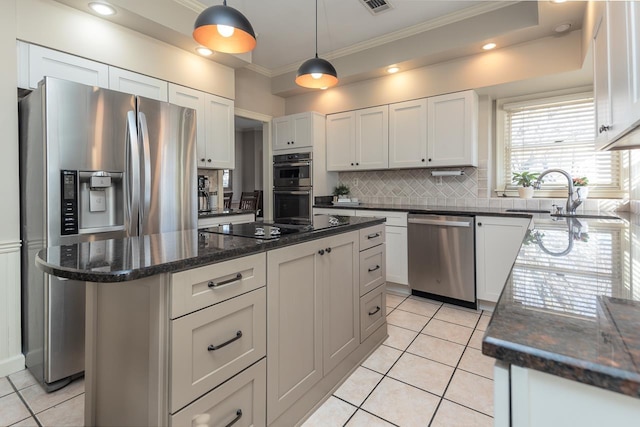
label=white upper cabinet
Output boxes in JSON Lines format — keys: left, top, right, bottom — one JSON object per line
{"left": 628, "top": 2, "right": 640, "bottom": 129}
{"left": 18, "top": 42, "right": 109, "bottom": 89}
{"left": 389, "top": 99, "right": 428, "bottom": 169}
{"left": 326, "top": 106, "right": 388, "bottom": 171}
{"left": 109, "top": 67, "right": 168, "bottom": 101}
{"left": 169, "top": 83, "right": 235, "bottom": 170}
{"left": 427, "top": 90, "right": 478, "bottom": 167}
{"left": 273, "top": 112, "right": 313, "bottom": 151}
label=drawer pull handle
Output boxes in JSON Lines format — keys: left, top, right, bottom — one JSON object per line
{"left": 208, "top": 273, "right": 243, "bottom": 288}
{"left": 368, "top": 265, "right": 380, "bottom": 272}
{"left": 367, "top": 233, "right": 380, "bottom": 239}
{"left": 208, "top": 330, "right": 242, "bottom": 351}
{"left": 225, "top": 409, "right": 243, "bottom": 427}
{"left": 368, "top": 306, "right": 381, "bottom": 316}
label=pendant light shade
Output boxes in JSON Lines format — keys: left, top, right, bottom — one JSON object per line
{"left": 296, "top": 0, "right": 338, "bottom": 89}
{"left": 193, "top": 0, "right": 256, "bottom": 54}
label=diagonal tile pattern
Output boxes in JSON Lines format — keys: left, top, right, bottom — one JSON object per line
{"left": 0, "top": 292, "right": 495, "bottom": 427}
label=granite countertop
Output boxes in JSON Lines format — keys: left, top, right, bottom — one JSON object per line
{"left": 197, "top": 208, "right": 255, "bottom": 218}
{"left": 482, "top": 214, "right": 640, "bottom": 398}
{"left": 36, "top": 216, "right": 384, "bottom": 283}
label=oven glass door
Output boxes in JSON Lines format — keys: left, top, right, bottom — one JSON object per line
{"left": 273, "top": 189, "right": 312, "bottom": 225}
{"left": 273, "top": 162, "right": 312, "bottom": 188}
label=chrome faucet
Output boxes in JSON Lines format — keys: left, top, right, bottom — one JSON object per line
{"left": 533, "top": 168, "right": 583, "bottom": 214}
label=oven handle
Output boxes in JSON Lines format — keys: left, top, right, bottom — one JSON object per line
{"left": 274, "top": 161, "right": 311, "bottom": 168}
{"left": 274, "top": 190, "right": 312, "bottom": 195}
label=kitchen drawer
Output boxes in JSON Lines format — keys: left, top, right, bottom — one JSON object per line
{"left": 171, "top": 288, "right": 266, "bottom": 413}
{"left": 171, "top": 359, "right": 266, "bottom": 426}
{"left": 359, "top": 224, "right": 385, "bottom": 251}
{"left": 355, "top": 210, "right": 407, "bottom": 227}
{"left": 171, "top": 253, "right": 266, "bottom": 319}
{"left": 360, "top": 284, "right": 386, "bottom": 343}
{"left": 359, "top": 244, "right": 386, "bottom": 296}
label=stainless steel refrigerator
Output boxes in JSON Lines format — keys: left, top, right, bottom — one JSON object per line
{"left": 19, "top": 77, "right": 197, "bottom": 391}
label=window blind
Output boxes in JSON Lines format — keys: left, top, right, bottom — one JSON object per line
{"left": 502, "top": 94, "right": 622, "bottom": 194}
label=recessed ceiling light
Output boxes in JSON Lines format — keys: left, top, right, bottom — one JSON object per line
{"left": 482, "top": 43, "right": 497, "bottom": 50}
{"left": 88, "top": 2, "right": 116, "bottom": 16}
{"left": 196, "top": 47, "right": 213, "bottom": 56}
{"left": 554, "top": 23, "right": 572, "bottom": 33}
{"left": 387, "top": 66, "right": 400, "bottom": 74}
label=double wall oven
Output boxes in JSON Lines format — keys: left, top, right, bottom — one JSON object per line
{"left": 273, "top": 152, "right": 313, "bottom": 224}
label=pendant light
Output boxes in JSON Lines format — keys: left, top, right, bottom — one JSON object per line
{"left": 193, "top": 0, "right": 256, "bottom": 54}
{"left": 295, "top": 0, "right": 338, "bottom": 89}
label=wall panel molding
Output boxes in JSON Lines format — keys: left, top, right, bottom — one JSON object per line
{"left": 0, "top": 241, "right": 24, "bottom": 377}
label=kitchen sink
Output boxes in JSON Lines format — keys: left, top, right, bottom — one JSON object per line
{"left": 551, "top": 213, "right": 623, "bottom": 220}
{"left": 505, "top": 209, "right": 550, "bottom": 213}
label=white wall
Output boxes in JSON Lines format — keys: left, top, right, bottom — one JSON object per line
{"left": 235, "top": 68, "right": 285, "bottom": 118}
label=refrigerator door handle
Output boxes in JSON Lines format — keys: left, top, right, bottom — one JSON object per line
{"left": 138, "top": 112, "right": 152, "bottom": 230}
{"left": 126, "top": 110, "right": 140, "bottom": 236}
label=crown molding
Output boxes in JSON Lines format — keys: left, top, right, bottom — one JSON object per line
{"left": 245, "top": 63, "right": 273, "bottom": 78}
{"left": 172, "top": 0, "right": 205, "bottom": 14}
{"left": 271, "top": 1, "right": 519, "bottom": 76}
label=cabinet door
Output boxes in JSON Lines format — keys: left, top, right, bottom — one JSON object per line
{"left": 355, "top": 106, "right": 389, "bottom": 170}
{"left": 323, "top": 232, "right": 359, "bottom": 374}
{"left": 607, "top": 1, "right": 631, "bottom": 144}
{"left": 291, "top": 113, "right": 313, "bottom": 149}
{"left": 108, "top": 67, "right": 168, "bottom": 101}
{"left": 205, "top": 94, "right": 235, "bottom": 169}
{"left": 326, "top": 111, "right": 356, "bottom": 171}
{"left": 26, "top": 43, "right": 109, "bottom": 89}
{"left": 266, "top": 239, "right": 323, "bottom": 424}
{"left": 427, "top": 91, "right": 478, "bottom": 167}
{"left": 476, "top": 216, "right": 530, "bottom": 303}
{"left": 168, "top": 84, "right": 207, "bottom": 168}
{"left": 386, "top": 225, "right": 408, "bottom": 286}
{"left": 389, "top": 99, "right": 428, "bottom": 169}
{"left": 273, "top": 116, "right": 292, "bottom": 151}
{"left": 628, "top": 2, "right": 640, "bottom": 128}
{"left": 593, "top": 13, "right": 612, "bottom": 149}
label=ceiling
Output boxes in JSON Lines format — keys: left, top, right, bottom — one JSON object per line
{"left": 53, "top": 0, "right": 588, "bottom": 96}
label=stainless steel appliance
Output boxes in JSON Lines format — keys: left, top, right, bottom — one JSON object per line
{"left": 273, "top": 152, "right": 313, "bottom": 224}
{"left": 19, "top": 77, "right": 197, "bottom": 391}
{"left": 198, "top": 175, "right": 210, "bottom": 211}
{"left": 408, "top": 214, "right": 476, "bottom": 309}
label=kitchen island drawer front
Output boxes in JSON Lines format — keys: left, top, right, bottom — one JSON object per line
{"left": 171, "top": 253, "right": 266, "bottom": 318}
{"left": 359, "top": 225, "right": 385, "bottom": 251}
{"left": 171, "top": 359, "right": 266, "bottom": 426}
{"left": 171, "top": 288, "right": 266, "bottom": 413}
{"left": 360, "top": 285, "right": 386, "bottom": 342}
{"left": 359, "top": 244, "right": 386, "bottom": 296}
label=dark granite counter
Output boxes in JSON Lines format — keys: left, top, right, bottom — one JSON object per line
{"left": 482, "top": 214, "right": 640, "bottom": 398}
{"left": 197, "top": 208, "right": 255, "bottom": 219}
{"left": 36, "top": 216, "right": 384, "bottom": 283}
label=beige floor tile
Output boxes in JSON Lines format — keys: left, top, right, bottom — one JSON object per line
{"left": 362, "top": 377, "right": 439, "bottom": 427}
{"left": 0, "top": 377, "right": 13, "bottom": 397}
{"left": 0, "top": 393, "right": 31, "bottom": 426}
{"left": 9, "top": 370, "right": 38, "bottom": 391}
{"left": 388, "top": 352, "right": 454, "bottom": 396}
{"left": 301, "top": 396, "right": 356, "bottom": 427}
{"left": 345, "top": 410, "right": 395, "bottom": 426}
{"left": 476, "top": 314, "right": 492, "bottom": 331}
{"left": 468, "top": 329, "right": 485, "bottom": 350}
{"left": 36, "top": 394, "right": 84, "bottom": 427}
{"left": 444, "top": 370, "right": 494, "bottom": 416}
{"left": 397, "top": 298, "right": 440, "bottom": 317}
{"left": 361, "top": 345, "right": 403, "bottom": 374}
{"left": 10, "top": 416, "right": 39, "bottom": 426}
{"left": 423, "top": 318, "right": 473, "bottom": 345}
{"left": 19, "top": 378, "right": 84, "bottom": 414}
{"left": 385, "top": 294, "right": 406, "bottom": 309}
{"left": 383, "top": 325, "right": 419, "bottom": 351}
{"left": 407, "top": 334, "right": 465, "bottom": 367}
{"left": 334, "top": 366, "right": 383, "bottom": 406}
{"left": 458, "top": 348, "right": 495, "bottom": 380}
{"left": 434, "top": 306, "right": 480, "bottom": 328}
{"left": 431, "top": 399, "right": 493, "bottom": 427}
{"left": 386, "top": 310, "right": 430, "bottom": 332}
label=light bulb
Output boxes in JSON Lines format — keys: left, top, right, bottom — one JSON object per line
{"left": 196, "top": 47, "right": 213, "bottom": 56}
{"left": 482, "top": 42, "right": 497, "bottom": 50}
{"left": 387, "top": 66, "right": 400, "bottom": 74}
{"left": 311, "top": 73, "right": 323, "bottom": 80}
{"left": 217, "top": 25, "right": 235, "bottom": 38}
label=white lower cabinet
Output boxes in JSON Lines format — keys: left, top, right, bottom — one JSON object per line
{"left": 475, "top": 216, "right": 530, "bottom": 303}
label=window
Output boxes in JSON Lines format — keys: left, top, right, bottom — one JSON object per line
{"left": 497, "top": 91, "right": 625, "bottom": 198}
{"left": 222, "top": 169, "right": 232, "bottom": 189}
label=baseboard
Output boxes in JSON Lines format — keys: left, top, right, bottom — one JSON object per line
{"left": 0, "top": 354, "right": 25, "bottom": 377}
{"left": 385, "top": 281, "right": 410, "bottom": 296}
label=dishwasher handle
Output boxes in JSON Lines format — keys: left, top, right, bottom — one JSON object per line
{"left": 408, "top": 217, "right": 472, "bottom": 227}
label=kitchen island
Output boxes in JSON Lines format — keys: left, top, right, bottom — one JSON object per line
{"left": 482, "top": 213, "right": 640, "bottom": 426}
{"left": 36, "top": 215, "right": 388, "bottom": 427}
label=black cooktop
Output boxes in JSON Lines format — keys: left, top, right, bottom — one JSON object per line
{"left": 201, "top": 216, "right": 349, "bottom": 240}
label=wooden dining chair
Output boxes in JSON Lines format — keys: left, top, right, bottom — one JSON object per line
{"left": 223, "top": 191, "right": 233, "bottom": 209}
{"left": 239, "top": 191, "right": 259, "bottom": 212}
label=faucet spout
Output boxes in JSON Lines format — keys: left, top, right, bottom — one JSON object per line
{"left": 534, "top": 169, "right": 581, "bottom": 214}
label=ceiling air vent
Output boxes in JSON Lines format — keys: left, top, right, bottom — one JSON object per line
{"left": 359, "top": 0, "right": 393, "bottom": 15}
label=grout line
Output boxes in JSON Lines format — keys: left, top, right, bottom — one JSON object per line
{"left": 7, "top": 377, "right": 43, "bottom": 427}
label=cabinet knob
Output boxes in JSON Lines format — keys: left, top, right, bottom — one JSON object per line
{"left": 318, "top": 249, "right": 325, "bottom": 255}
{"left": 356, "top": 162, "right": 359, "bottom": 166}
{"left": 200, "top": 158, "right": 205, "bottom": 162}
{"left": 599, "top": 125, "right": 611, "bottom": 134}
{"left": 207, "top": 159, "right": 212, "bottom": 163}
{"left": 291, "top": 141, "right": 295, "bottom": 144}
{"left": 428, "top": 158, "right": 432, "bottom": 162}
{"left": 351, "top": 163, "right": 354, "bottom": 166}
{"left": 326, "top": 247, "right": 331, "bottom": 253}
{"left": 477, "top": 222, "right": 482, "bottom": 227}
{"left": 421, "top": 159, "right": 425, "bottom": 162}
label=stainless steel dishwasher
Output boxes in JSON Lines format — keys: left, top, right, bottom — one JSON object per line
{"left": 408, "top": 214, "right": 476, "bottom": 309}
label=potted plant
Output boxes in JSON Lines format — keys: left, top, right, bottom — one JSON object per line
{"left": 572, "top": 176, "right": 589, "bottom": 200}
{"left": 332, "top": 183, "right": 350, "bottom": 202}
{"left": 512, "top": 171, "right": 540, "bottom": 199}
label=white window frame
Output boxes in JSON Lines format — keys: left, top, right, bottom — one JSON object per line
{"left": 495, "top": 88, "right": 628, "bottom": 199}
